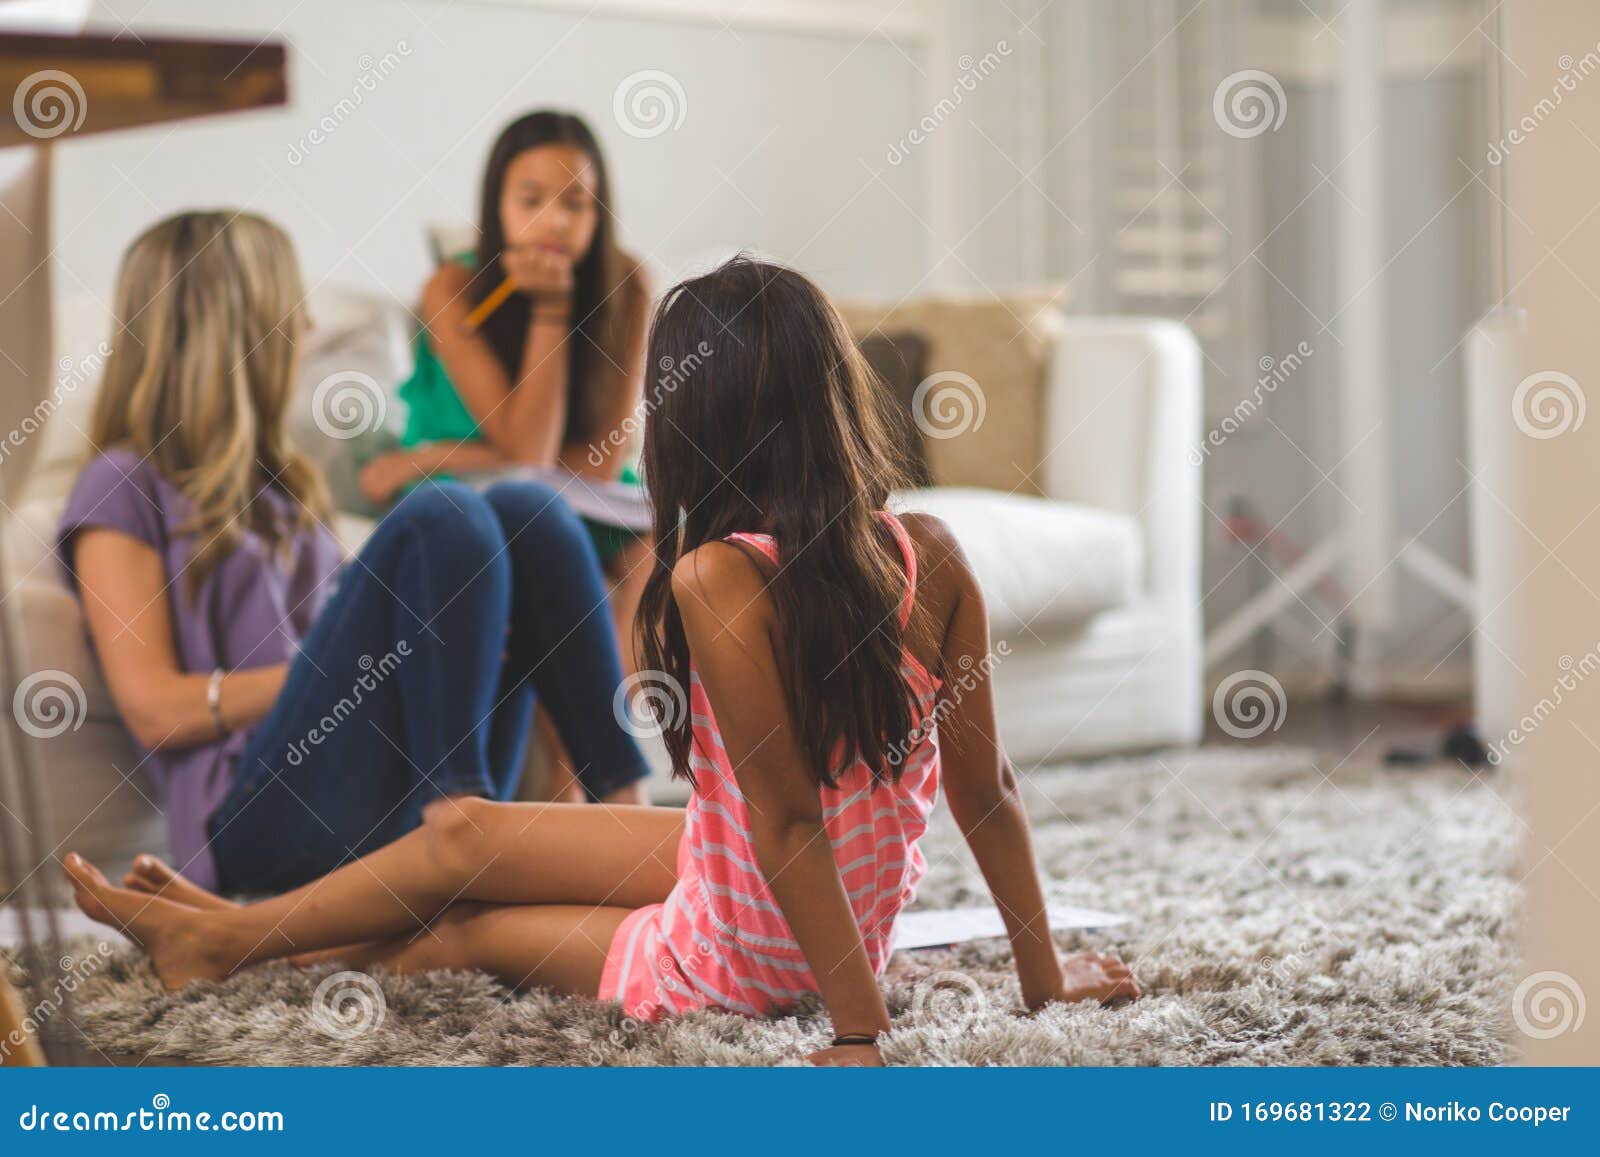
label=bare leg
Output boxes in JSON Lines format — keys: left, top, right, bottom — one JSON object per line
{"left": 65, "top": 797, "right": 682, "bottom": 989}
{"left": 536, "top": 696, "right": 648, "bottom": 807}
{"left": 605, "top": 538, "right": 652, "bottom": 680}
{"left": 517, "top": 539, "right": 656, "bottom": 809}
{"left": 600, "top": 782, "right": 647, "bottom": 805}
{"left": 534, "top": 708, "right": 584, "bottom": 804}
{"left": 0, "top": 972, "right": 45, "bottom": 1066}
{"left": 291, "top": 901, "right": 634, "bottom": 996}
{"left": 115, "top": 851, "right": 1127, "bottom": 1006}
{"left": 594, "top": 539, "right": 655, "bottom": 806}
{"left": 119, "top": 857, "right": 405, "bottom": 968}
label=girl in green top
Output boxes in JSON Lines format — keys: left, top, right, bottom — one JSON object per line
{"left": 360, "top": 110, "right": 653, "bottom": 801}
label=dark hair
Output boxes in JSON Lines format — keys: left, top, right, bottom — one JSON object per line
{"left": 470, "top": 110, "right": 627, "bottom": 442}
{"left": 637, "top": 256, "right": 918, "bottom": 790}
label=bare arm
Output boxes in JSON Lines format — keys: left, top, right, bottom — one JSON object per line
{"left": 357, "top": 439, "right": 520, "bottom": 506}
{"left": 929, "top": 528, "right": 1070, "bottom": 1010}
{"left": 558, "top": 266, "right": 651, "bottom": 481}
{"left": 419, "top": 262, "right": 568, "bottom": 463}
{"left": 672, "top": 545, "right": 892, "bottom": 1056}
{"left": 70, "top": 529, "right": 285, "bottom": 751}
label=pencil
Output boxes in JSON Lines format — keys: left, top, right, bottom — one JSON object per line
{"left": 462, "top": 275, "right": 517, "bottom": 333}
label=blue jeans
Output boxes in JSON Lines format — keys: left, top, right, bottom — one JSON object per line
{"left": 207, "top": 480, "right": 649, "bottom": 894}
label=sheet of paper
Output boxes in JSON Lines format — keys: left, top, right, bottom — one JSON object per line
{"left": 891, "top": 904, "right": 1129, "bottom": 951}
{"left": 457, "top": 466, "right": 653, "bottom": 531}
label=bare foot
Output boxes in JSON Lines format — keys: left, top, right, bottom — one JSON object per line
{"left": 64, "top": 853, "right": 235, "bottom": 990}
{"left": 1057, "top": 951, "right": 1141, "bottom": 1005}
{"left": 122, "top": 855, "right": 236, "bottom": 911}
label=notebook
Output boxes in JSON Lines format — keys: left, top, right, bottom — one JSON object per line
{"left": 455, "top": 466, "right": 652, "bottom": 531}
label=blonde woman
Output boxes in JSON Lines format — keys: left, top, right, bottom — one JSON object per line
{"left": 57, "top": 210, "right": 650, "bottom": 897}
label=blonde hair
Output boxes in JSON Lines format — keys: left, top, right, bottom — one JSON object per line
{"left": 89, "top": 210, "right": 332, "bottom": 599}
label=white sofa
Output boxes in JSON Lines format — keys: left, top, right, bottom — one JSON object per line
{"left": 902, "top": 316, "right": 1203, "bottom": 763}
{"left": 0, "top": 287, "right": 1203, "bottom": 875}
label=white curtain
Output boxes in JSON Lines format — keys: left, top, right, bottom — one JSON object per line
{"left": 924, "top": 0, "right": 1491, "bottom": 690}
{"left": 932, "top": 0, "right": 1263, "bottom": 416}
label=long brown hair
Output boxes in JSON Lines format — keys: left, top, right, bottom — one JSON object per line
{"left": 469, "top": 110, "right": 627, "bottom": 442}
{"left": 637, "top": 256, "right": 917, "bottom": 789}
{"left": 88, "top": 210, "right": 331, "bottom": 599}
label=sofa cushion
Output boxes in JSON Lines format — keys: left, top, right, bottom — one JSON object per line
{"left": 891, "top": 487, "right": 1142, "bottom": 636}
{"left": 285, "top": 287, "right": 414, "bottom": 518}
{"left": 837, "top": 289, "right": 1069, "bottom": 497}
{"left": 1, "top": 498, "right": 112, "bottom": 711}
{"left": 859, "top": 331, "right": 933, "bottom": 487}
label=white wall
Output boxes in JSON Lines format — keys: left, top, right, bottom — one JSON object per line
{"left": 35, "top": 0, "right": 1494, "bottom": 699}
{"left": 49, "top": 0, "right": 928, "bottom": 314}
{"left": 931, "top": 0, "right": 1489, "bottom": 695}
{"left": 1496, "top": 0, "right": 1600, "bottom": 1066}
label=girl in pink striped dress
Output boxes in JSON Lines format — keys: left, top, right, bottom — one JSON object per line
{"left": 66, "top": 256, "right": 1138, "bottom": 1066}
{"left": 599, "top": 515, "right": 943, "bottom": 1021}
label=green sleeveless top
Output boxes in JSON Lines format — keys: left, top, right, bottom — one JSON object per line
{"left": 396, "top": 264, "right": 641, "bottom": 562}
{"left": 399, "top": 327, "right": 484, "bottom": 447}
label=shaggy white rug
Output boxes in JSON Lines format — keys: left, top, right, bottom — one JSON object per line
{"left": 6, "top": 747, "right": 1521, "bottom": 1066}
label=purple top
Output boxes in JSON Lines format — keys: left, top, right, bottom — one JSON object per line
{"left": 57, "top": 448, "right": 344, "bottom": 889}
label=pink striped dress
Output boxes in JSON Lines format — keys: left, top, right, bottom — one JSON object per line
{"left": 599, "top": 514, "right": 943, "bottom": 1021}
